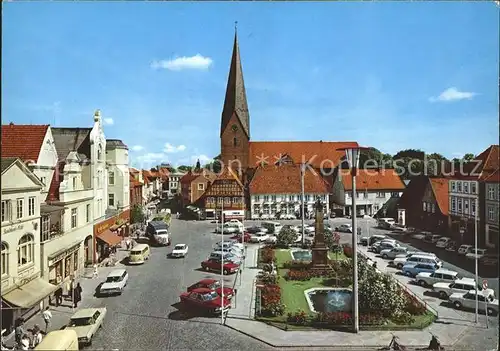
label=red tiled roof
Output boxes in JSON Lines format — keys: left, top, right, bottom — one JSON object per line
{"left": 248, "top": 141, "right": 359, "bottom": 168}
{"left": 483, "top": 168, "right": 500, "bottom": 183}
{"left": 249, "top": 164, "right": 330, "bottom": 194}
{"left": 342, "top": 169, "right": 406, "bottom": 191}
{"left": 451, "top": 145, "right": 499, "bottom": 180}
{"left": 180, "top": 170, "right": 198, "bottom": 184}
{"left": 129, "top": 174, "right": 142, "bottom": 187}
{"left": 216, "top": 166, "right": 243, "bottom": 187}
{"left": 429, "top": 178, "right": 449, "bottom": 216}
{"left": 130, "top": 167, "right": 139, "bottom": 174}
{"left": 1, "top": 124, "right": 49, "bottom": 162}
{"left": 46, "top": 171, "right": 61, "bottom": 202}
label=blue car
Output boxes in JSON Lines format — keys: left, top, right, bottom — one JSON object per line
{"left": 402, "top": 263, "right": 438, "bottom": 277}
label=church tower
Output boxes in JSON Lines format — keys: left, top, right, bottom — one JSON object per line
{"left": 220, "top": 27, "right": 250, "bottom": 176}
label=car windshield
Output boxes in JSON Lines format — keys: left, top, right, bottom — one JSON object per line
{"left": 69, "top": 317, "right": 92, "bottom": 327}
{"left": 201, "top": 291, "right": 218, "bottom": 301}
{"left": 106, "top": 276, "right": 122, "bottom": 283}
{"left": 209, "top": 281, "right": 221, "bottom": 289}
{"left": 174, "top": 245, "right": 185, "bottom": 250}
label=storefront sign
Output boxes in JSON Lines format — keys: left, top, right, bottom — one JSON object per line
{"left": 93, "top": 209, "right": 130, "bottom": 236}
{"left": 3, "top": 224, "right": 23, "bottom": 235}
{"left": 48, "top": 243, "right": 80, "bottom": 266}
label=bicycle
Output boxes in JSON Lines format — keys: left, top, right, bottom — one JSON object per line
{"left": 379, "top": 334, "right": 407, "bottom": 351}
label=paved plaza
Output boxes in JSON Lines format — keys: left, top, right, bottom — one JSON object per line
{"left": 6, "top": 218, "right": 498, "bottom": 350}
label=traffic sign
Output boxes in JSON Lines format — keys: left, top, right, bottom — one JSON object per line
{"left": 482, "top": 279, "right": 488, "bottom": 289}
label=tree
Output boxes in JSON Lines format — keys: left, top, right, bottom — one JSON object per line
{"left": 131, "top": 205, "right": 145, "bottom": 224}
{"left": 195, "top": 159, "right": 201, "bottom": 170}
{"left": 177, "top": 165, "right": 192, "bottom": 172}
{"left": 276, "top": 226, "right": 297, "bottom": 248}
{"left": 463, "top": 153, "right": 475, "bottom": 161}
{"left": 204, "top": 159, "right": 222, "bottom": 173}
{"left": 359, "top": 271, "right": 407, "bottom": 317}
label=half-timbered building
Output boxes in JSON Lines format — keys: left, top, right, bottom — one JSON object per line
{"left": 202, "top": 167, "right": 245, "bottom": 220}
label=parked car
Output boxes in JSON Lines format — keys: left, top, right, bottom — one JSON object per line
{"left": 432, "top": 278, "right": 495, "bottom": 299}
{"left": 171, "top": 244, "right": 188, "bottom": 258}
{"left": 435, "top": 237, "right": 452, "bottom": 248}
{"left": 391, "top": 223, "right": 408, "bottom": 232}
{"left": 402, "top": 263, "right": 438, "bottom": 277}
{"left": 65, "top": 307, "right": 107, "bottom": 346}
{"left": 280, "top": 214, "right": 296, "bottom": 220}
{"left": 230, "top": 233, "right": 252, "bottom": 242}
{"left": 99, "top": 269, "right": 128, "bottom": 296}
{"left": 415, "top": 268, "right": 460, "bottom": 287}
{"left": 298, "top": 225, "right": 315, "bottom": 234}
{"left": 392, "top": 253, "right": 441, "bottom": 270}
{"left": 377, "top": 218, "right": 395, "bottom": 229}
{"left": 480, "top": 254, "right": 499, "bottom": 267}
{"left": 245, "top": 226, "right": 268, "bottom": 234}
{"left": 209, "top": 251, "right": 242, "bottom": 264}
{"left": 449, "top": 290, "right": 498, "bottom": 316}
{"left": 370, "top": 240, "right": 398, "bottom": 254}
{"left": 187, "top": 279, "right": 235, "bottom": 299}
{"left": 215, "top": 240, "right": 244, "bottom": 251}
{"left": 360, "top": 234, "right": 386, "bottom": 246}
{"left": 458, "top": 244, "right": 473, "bottom": 255}
{"left": 250, "top": 232, "right": 269, "bottom": 243}
{"left": 466, "top": 248, "right": 487, "bottom": 260}
{"left": 180, "top": 288, "right": 232, "bottom": 315}
{"left": 445, "top": 240, "right": 458, "bottom": 252}
{"left": 336, "top": 224, "right": 353, "bottom": 233}
{"left": 380, "top": 246, "right": 408, "bottom": 259}
{"left": 215, "top": 247, "right": 244, "bottom": 258}
{"left": 423, "top": 234, "right": 441, "bottom": 243}
{"left": 201, "top": 258, "right": 240, "bottom": 274}
{"left": 265, "top": 235, "right": 278, "bottom": 244}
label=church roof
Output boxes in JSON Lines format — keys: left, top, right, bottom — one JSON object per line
{"left": 220, "top": 32, "right": 250, "bottom": 139}
{"left": 248, "top": 141, "right": 359, "bottom": 169}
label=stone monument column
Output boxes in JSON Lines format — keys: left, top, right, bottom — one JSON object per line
{"left": 311, "top": 198, "right": 331, "bottom": 270}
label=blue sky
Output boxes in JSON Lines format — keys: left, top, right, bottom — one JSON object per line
{"left": 3, "top": 2, "right": 499, "bottom": 169}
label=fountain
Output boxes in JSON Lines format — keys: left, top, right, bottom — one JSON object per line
{"left": 290, "top": 249, "right": 312, "bottom": 261}
{"left": 305, "top": 287, "right": 353, "bottom": 313}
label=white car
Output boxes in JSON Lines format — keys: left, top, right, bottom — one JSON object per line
{"left": 217, "top": 247, "right": 244, "bottom": 257}
{"left": 298, "top": 225, "right": 315, "bottom": 234}
{"left": 391, "top": 253, "right": 441, "bottom": 269}
{"left": 280, "top": 214, "right": 296, "bottom": 220}
{"left": 171, "top": 244, "right": 188, "bottom": 258}
{"left": 250, "top": 232, "right": 269, "bottom": 243}
{"left": 380, "top": 247, "right": 408, "bottom": 259}
{"left": 449, "top": 290, "right": 498, "bottom": 316}
{"left": 216, "top": 241, "right": 245, "bottom": 251}
{"left": 415, "top": 268, "right": 460, "bottom": 287}
{"left": 65, "top": 307, "right": 107, "bottom": 345}
{"left": 335, "top": 224, "right": 353, "bottom": 233}
{"left": 458, "top": 244, "right": 473, "bottom": 255}
{"left": 466, "top": 248, "right": 487, "bottom": 260}
{"left": 265, "top": 235, "right": 278, "bottom": 244}
{"left": 432, "top": 278, "right": 495, "bottom": 299}
{"left": 99, "top": 269, "right": 128, "bottom": 295}
{"left": 435, "top": 237, "right": 452, "bottom": 248}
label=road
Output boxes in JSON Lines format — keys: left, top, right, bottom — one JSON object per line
{"left": 89, "top": 219, "right": 273, "bottom": 350}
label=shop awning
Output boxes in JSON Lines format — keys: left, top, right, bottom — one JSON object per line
{"left": 2, "top": 278, "right": 57, "bottom": 309}
{"left": 97, "top": 229, "right": 122, "bottom": 246}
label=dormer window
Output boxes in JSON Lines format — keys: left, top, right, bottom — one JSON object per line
{"left": 72, "top": 177, "right": 77, "bottom": 189}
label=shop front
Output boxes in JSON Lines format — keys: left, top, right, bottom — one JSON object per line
{"left": 93, "top": 210, "right": 130, "bottom": 263}
{"left": 47, "top": 241, "right": 82, "bottom": 286}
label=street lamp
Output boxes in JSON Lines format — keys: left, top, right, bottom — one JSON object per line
{"left": 337, "top": 146, "right": 369, "bottom": 333}
{"left": 301, "top": 163, "right": 306, "bottom": 247}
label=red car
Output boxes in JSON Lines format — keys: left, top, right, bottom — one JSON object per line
{"left": 187, "top": 279, "right": 235, "bottom": 299}
{"left": 230, "top": 233, "right": 252, "bottom": 242}
{"left": 201, "top": 258, "right": 240, "bottom": 274}
{"left": 180, "top": 287, "right": 231, "bottom": 315}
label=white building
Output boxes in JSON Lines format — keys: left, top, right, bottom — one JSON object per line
{"left": 106, "top": 139, "right": 130, "bottom": 213}
{"left": 484, "top": 173, "right": 499, "bottom": 248}
{"left": 249, "top": 164, "right": 330, "bottom": 219}
{"left": 340, "top": 169, "right": 406, "bottom": 216}
{"left": 168, "top": 171, "right": 185, "bottom": 196}
{"left": 448, "top": 177, "right": 479, "bottom": 244}
{"left": 1, "top": 157, "right": 57, "bottom": 333}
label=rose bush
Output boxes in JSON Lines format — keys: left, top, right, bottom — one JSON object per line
{"left": 261, "top": 247, "right": 276, "bottom": 264}
{"left": 286, "top": 310, "right": 308, "bottom": 325}
{"left": 283, "top": 260, "right": 311, "bottom": 270}
{"left": 403, "top": 291, "right": 427, "bottom": 315}
{"left": 286, "top": 270, "right": 311, "bottom": 281}
{"left": 359, "top": 270, "right": 406, "bottom": 318}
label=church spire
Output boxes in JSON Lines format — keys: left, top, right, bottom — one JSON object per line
{"left": 220, "top": 24, "right": 250, "bottom": 138}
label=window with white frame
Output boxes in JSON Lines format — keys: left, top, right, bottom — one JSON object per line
{"left": 72, "top": 177, "right": 77, "bottom": 190}
{"left": 16, "top": 198, "right": 23, "bottom": 219}
{"left": 464, "top": 200, "right": 469, "bottom": 214}
{"left": 458, "top": 199, "right": 462, "bottom": 212}
{"left": 1, "top": 200, "right": 11, "bottom": 222}
{"left": 290, "top": 195, "right": 295, "bottom": 201}
{"left": 1, "top": 242, "right": 8, "bottom": 276}
{"left": 271, "top": 195, "right": 277, "bottom": 201}
{"left": 41, "top": 216, "right": 50, "bottom": 242}
{"left": 109, "top": 172, "right": 115, "bottom": 185}
{"left": 40, "top": 176, "right": 47, "bottom": 188}
{"left": 28, "top": 197, "right": 35, "bottom": 216}
{"left": 305, "top": 195, "right": 310, "bottom": 201}
{"left": 197, "top": 183, "right": 204, "bottom": 191}
{"left": 471, "top": 182, "right": 476, "bottom": 194}
{"left": 263, "top": 195, "right": 269, "bottom": 202}
{"left": 17, "top": 234, "right": 34, "bottom": 267}
{"left": 471, "top": 201, "right": 476, "bottom": 215}
{"left": 451, "top": 198, "right": 456, "bottom": 211}
{"left": 254, "top": 195, "right": 260, "bottom": 202}
{"left": 463, "top": 182, "right": 469, "bottom": 193}
{"left": 488, "top": 186, "right": 495, "bottom": 200}
{"left": 488, "top": 206, "right": 495, "bottom": 221}
{"left": 431, "top": 204, "right": 435, "bottom": 213}
{"left": 322, "top": 194, "right": 327, "bottom": 201}
{"left": 377, "top": 192, "right": 386, "bottom": 198}
{"left": 457, "top": 182, "right": 462, "bottom": 192}
{"left": 224, "top": 197, "right": 230, "bottom": 205}
{"left": 451, "top": 181, "right": 456, "bottom": 192}
{"left": 86, "top": 204, "right": 91, "bottom": 223}
{"left": 108, "top": 194, "right": 115, "bottom": 207}
{"left": 423, "top": 202, "right": 427, "bottom": 211}
{"left": 71, "top": 208, "right": 77, "bottom": 229}
{"left": 232, "top": 197, "right": 240, "bottom": 204}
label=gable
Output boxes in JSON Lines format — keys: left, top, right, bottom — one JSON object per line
{"left": 1, "top": 124, "right": 49, "bottom": 162}
{"left": 1, "top": 161, "right": 43, "bottom": 191}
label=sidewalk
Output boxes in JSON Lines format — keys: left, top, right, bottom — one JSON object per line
{"left": 226, "top": 245, "right": 259, "bottom": 320}
{"left": 3, "top": 245, "right": 130, "bottom": 347}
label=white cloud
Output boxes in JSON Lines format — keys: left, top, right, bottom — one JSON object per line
{"left": 131, "top": 145, "right": 144, "bottom": 152}
{"left": 151, "top": 54, "right": 213, "bottom": 71}
{"left": 175, "top": 154, "right": 212, "bottom": 167}
{"left": 429, "top": 87, "right": 476, "bottom": 102}
{"left": 164, "top": 143, "right": 186, "bottom": 153}
{"left": 133, "top": 152, "right": 167, "bottom": 168}
{"left": 103, "top": 117, "right": 114, "bottom": 125}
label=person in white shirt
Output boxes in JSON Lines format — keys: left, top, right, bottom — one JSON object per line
{"left": 20, "top": 334, "right": 30, "bottom": 350}
{"left": 42, "top": 307, "right": 52, "bottom": 333}
{"left": 31, "top": 325, "right": 43, "bottom": 348}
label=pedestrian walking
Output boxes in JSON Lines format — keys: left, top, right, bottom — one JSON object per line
{"left": 31, "top": 325, "right": 42, "bottom": 348}
{"left": 14, "top": 318, "right": 24, "bottom": 345}
{"left": 54, "top": 287, "right": 63, "bottom": 307}
{"left": 73, "top": 283, "right": 82, "bottom": 308}
{"left": 41, "top": 307, "right": 52, "bottom": 333}
{"left": 92, "top": 264, "right": 99, "bottom": 279}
